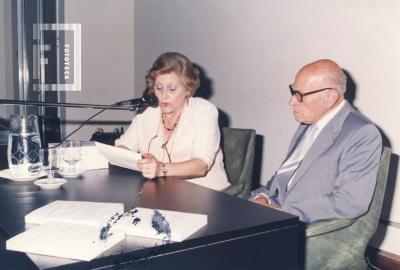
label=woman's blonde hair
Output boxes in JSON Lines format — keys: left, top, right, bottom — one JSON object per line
{"left": 145, "top": 52, "right": 200, "bottom": 96}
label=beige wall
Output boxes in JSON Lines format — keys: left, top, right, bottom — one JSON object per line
{"left": 134, "top": 0, "right": 400, "bottom": 255}
{"left": 63, "top": 0, "right": 135, "bottom": 140}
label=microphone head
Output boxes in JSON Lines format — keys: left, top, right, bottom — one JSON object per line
{"left": 143, "top": 93, "right": 158, "bottom": 107}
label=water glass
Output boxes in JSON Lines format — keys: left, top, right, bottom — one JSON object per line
{"left": 62, "top": 140, "right": 81, "bottom": 173}
{"left": 42, "top": 147, "right": 60, "bottom": 183}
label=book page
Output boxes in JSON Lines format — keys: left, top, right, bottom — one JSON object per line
{"left": 6, "top": 222, "right": 125, "bottom": 261}
{"left": 95, "top": 142, "right": 142, "bottom": 171}
{"left": 114, "top": 208, "right": 208, "bottom": 242}
{"left": 25, "top": 200, "right": 124, "bottom": 226}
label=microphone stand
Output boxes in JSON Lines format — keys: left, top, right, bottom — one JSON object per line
{"left": 0, "top": 99, "right": 142, "bottom": 111}
{"left": 0, "top": 95, "right": 157, "bottom": 148}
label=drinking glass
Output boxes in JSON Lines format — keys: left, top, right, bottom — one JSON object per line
{"left": 42, "top": 147, "right": 60, "bottom": 183}
{"left": 7, "top": 114, "right": 42, "bottom": 178}
{"left": 62, "top": 140, "right": 81, "bottom": 173}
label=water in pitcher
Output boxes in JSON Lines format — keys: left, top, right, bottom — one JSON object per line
{"left": 7, "top": 114, "right": 43, "bottom": 178}
{"left": 7, "top": 132, "right": 42, "bottom": 177}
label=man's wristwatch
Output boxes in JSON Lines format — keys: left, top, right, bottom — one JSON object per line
{"left": 161, "top": 163, "right": 168, "bottom": 177}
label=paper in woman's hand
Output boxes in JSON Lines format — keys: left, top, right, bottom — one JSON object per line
{"left": 95, "top": 142, "right": 142, "bottom": 171}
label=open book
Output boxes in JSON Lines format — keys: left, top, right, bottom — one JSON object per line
{"left": 6, "top": 221, "right": 125, "bottom": 262}
{"left": 94, "top": 141, "right": 142, "bottom": 171}
{"left": 7, "top": 201, "right": 125, "bottom": 261}
{"left": 6, "top": 200, "right": 207, "bottom": 261}
{"left": 115, "top": 207, "right": 208, "bottom": 242}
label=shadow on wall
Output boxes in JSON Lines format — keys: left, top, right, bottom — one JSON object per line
{"left": 252, "top": 135, "right": 264, "bottom": 189}
{"left": 378, "top": 126, "right": 398, "bottom": 227}
{"left": 344, "top": 70, "right": 399, "bottom": 246}
{"left": 194, "top": 63, "right": 263, "bottom": 189}
{"left": 193, "top": 63, "right": 233, "bottom": 128}
{"left": 380, "top": 153, "right": 399, "bottom": 219}
{"left": 372, "top": 150, "right": 399, "bottom": 247}
{"left": 343, "top": 69, "right": 356, "bottom": 106}
{"left": 193, "top": 63, "right": 213, "bottom": 101}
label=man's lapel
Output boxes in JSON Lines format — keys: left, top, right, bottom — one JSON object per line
{"left": 272, "top": 125, "right": 308, "bottom": 202}
{"left": 284, "top": 124, "right": 309, "bottom": 163}
{"left": 285, "top": 101, "right": 353, "bottom": 193}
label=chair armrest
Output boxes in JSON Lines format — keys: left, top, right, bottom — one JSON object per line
{"left": 224, "top": 183, "right": 244, "bottom": 196}
{"left": 305, "top": 218, "right": 355, "bottom": 237}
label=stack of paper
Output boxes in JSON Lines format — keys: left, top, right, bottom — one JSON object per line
{"left": 94, "top": 142, "right": 141, "bottom": 171}
{"left": 79, "top": 141, "right": 109, "bottom": 170}
{"left": 6, "top": 200, "right": 208, "bottom": 261}
{"left": 49, "top": 141, "right": 109, "bottom": 171}
{"left": 8, "top": 201, "right": 125, "bottom": 261}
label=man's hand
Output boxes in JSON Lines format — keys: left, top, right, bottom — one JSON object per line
{"left": 252, "top": 196, "right": 270, "bottom": 206}
{"left": 251, "top": 196, "right": 282, "bottom": 211}
{"left": 137, "top": 153, "right": 161, "bottom": 179}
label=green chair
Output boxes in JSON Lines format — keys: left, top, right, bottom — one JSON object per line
{"left": 302, "top": 146, "right": 391, "bottom": 270}
{"left": 221, "top": 127, "right": 256, "bottom": 199}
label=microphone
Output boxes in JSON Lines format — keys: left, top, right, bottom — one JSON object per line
{"left": 114, "top": 93, "right": 158, "bottom": 108}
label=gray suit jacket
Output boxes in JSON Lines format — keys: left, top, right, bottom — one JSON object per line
{"left": 252, "top": 101, "right": 382, "bottom": 223}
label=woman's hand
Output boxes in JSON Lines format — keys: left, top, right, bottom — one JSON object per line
{"left": 137, "top": 153, "right": 161, "bottom": 179}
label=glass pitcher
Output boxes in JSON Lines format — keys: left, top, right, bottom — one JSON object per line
{"left": 7, "top": 114, "right": 42, "bottom": 178}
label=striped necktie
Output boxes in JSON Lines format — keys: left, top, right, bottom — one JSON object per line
{"left": 276, "top": 124, "right": 319, "bottom": 189}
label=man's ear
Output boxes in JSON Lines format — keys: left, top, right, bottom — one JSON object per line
{"left": 326, "top": 90, "right": 339, "bottom": 106}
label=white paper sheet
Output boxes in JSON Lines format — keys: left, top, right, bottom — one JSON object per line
{"left": 94, "top": 142, "right": 142, "bottom": 171}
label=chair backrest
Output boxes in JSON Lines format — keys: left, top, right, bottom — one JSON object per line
{"left": 221, "top": 127, "right": 256, "bottom": 198}
{"left": 303, "top": 146, "right": 391, "bottom": 270}
{"left": 354, "top": 146, "right": 391, "bottom": 244}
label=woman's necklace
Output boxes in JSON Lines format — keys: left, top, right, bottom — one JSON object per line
{"left": 160, "top": 113, "right": 180, "bottom": 163}
{"left": 161, "top": 112, "right": 182, "bottom": 132}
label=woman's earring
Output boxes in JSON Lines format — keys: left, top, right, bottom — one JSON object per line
{"left": 186, "top": 96, "right": 189, "bottom": 106}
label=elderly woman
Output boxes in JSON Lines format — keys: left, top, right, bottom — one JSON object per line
{"left": 115, "top": 52, "right": 230, "bottom": 191}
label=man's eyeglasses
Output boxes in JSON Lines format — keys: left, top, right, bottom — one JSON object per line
{"left": 289, "top": 85, "right": 336, "bottom": 102}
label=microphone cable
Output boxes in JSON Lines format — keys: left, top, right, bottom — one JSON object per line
{"left": 47, "top": 108, "right": 106, "bottom": 149}
{"left": 46, "top": 93, "right": 157, "bottom": 148}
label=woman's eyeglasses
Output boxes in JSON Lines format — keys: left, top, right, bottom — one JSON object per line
{"left": 289, "top": 84, "right": 336, "bottom": 102}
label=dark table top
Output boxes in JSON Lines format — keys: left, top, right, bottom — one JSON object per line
{"left": 0, "top": 166, "right": 299, "bottom": 269}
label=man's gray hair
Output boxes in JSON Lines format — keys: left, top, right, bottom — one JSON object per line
{"left": 325, "top": 69, "right": 347, "bottom": 95}
{"left": 336, "top": 69, "right": 347, "bottom": 94}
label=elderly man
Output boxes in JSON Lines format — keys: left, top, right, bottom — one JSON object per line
{"left": 251, "top": 59, "right": 382, "bottom": 223}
